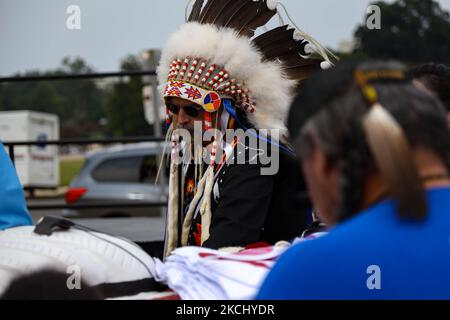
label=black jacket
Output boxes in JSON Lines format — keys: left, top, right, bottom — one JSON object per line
{"left": 186, "top": 148, "right": 311, "bottom": 249}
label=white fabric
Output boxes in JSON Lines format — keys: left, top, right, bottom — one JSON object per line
{"left": 0, "top": 226, "right": 328, "bottom": 299}
{"left": 293, "top": 232, "right": 328, "bottom": 244}
{"left": 154, "top": 245, "right": 288, "bottom": 300}
{"left": 0, "top": 226, "right": 156, "bottom": 295}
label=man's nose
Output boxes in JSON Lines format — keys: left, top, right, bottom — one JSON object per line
{"left": 177, "top": 107, "right": 191, "bottom": 125}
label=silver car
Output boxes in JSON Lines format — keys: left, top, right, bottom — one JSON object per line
{"left": 64, "top": 142, "right": 169, "bottom": 218}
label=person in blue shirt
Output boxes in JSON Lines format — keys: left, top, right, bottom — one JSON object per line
{"left": 257, "top": 61, "right": 450, "bottom": 300}
{"left": 0, "top": 142, "right": 32, "bottom": 230}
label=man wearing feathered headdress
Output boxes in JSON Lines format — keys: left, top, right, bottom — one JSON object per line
{"left": 158, "top": 0, "right": 335, "bottom": 257}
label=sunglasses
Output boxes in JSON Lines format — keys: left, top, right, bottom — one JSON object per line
{"left": 166, "top": 101, "right": 202, "bottom": 118}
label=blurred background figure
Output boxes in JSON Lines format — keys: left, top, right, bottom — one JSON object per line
{"left": 258, "top": 60, "right": 450, "bottom": 299}
{"left": 0, "top": 143, "right": 32, "bottom": 230}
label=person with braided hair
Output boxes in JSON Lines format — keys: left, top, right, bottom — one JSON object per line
{"left": 257, "top": 60, "right": 450, "bottom": 300}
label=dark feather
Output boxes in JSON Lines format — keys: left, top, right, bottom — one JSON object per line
{"left": 278, "top": 51, "right": 315, "bottom": 67}
{"left": 236, "top": 1, "right": 276, "bottom": 37}
{"left": 255, "top": 28, "right": 296, "bottom": 53}
{"left": 285, "top": 61, "right": 322, "bottom": 81}
{"left": 202, "top": 0, "right": 229, "bottom": 24}
{"left": 203, "top": 0, "right": 235, "bottom": 24}
{"left": 261, "top": 41, "right": 307, "bottom": 62}
{"left": 198, "top": 0, "right": 216, "bottom": 23}
{"left": 252, "top": 26, "right": 290, "bottom": 50}
{"left": 261, "top": 39, "right": 310, "bottom": 62}
{"left": 188, "top": 0, "right": 205, "bottom": 22}
{"left": 200, "top": 0, "right": 236, "bottom": 24}
{"left": 214, "top": 0, "right": 249, "bottom": 27}
{"left": 195, "top": 0, "right": 275, "bottom": 37}
{"left": 224, "top": 1, "right": 261, "bottom": 32}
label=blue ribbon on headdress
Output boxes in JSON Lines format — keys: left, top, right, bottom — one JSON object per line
{"left": 223, "top": 99, "right": 295, "bottom": 156}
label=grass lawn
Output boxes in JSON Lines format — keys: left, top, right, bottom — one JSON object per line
{"left": 60, "top": 157, "right": 85, "bottom": 187}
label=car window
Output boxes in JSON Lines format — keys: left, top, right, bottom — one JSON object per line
{"left": 140, "top": 155, "right": 158, "bottom": 183}
{"left": 92, "top": 156, "right": 143, "bottom": 183}
{"left": 91, "top": 154, "right": 162, "bottom": 184}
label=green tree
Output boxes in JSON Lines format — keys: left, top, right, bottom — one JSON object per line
{"left": 354, "top": 0, "right": 450, "bottom": 65}
{"left": 53, "top": 57, "right": 107, "bottom": 138}
{"left": 0, "top": 57, "right": 108, "bottom": 138}
{"left": 105, "top": 55, "right": 153, "bottom": 137}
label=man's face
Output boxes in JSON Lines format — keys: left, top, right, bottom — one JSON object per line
{"left": 168, "top": 97, "right": 203, "bottom": 134}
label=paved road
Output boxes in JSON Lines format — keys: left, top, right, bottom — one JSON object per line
{"left": 27, "top": 198, "right": 66, "bottom": 221}
{"left": 73, "top": 217, "right": 165, "bottom": 243}
{"left": 27, "top": 198, "right": 165, "bottom": 243}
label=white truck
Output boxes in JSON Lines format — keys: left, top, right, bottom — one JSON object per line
{"left": 0, "top": 111, "right": 60, "bottom": 190}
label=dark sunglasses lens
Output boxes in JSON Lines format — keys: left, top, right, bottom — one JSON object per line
{"left": 184, "top": 105, "right": 201, "bottom": 117}
{"left": 167, "top": 102, "right": 201, "bottom": 117}
{"left": 166, "top": 103, "right": 180, "bottom": 115}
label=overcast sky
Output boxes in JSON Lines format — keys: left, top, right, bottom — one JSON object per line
{"left": 1, "top": 0, "right": 450, "bottom": 76}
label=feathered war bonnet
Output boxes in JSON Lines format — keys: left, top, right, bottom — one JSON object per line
{"left": 158, "top": 0, "right": 335, "bottom": 139}
{"left": 160, "top": 0, "right": 335, "bottom": 258}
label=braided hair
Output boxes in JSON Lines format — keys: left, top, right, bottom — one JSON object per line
{"left": 408, "top": 63, "right": 450, "bottom": 112}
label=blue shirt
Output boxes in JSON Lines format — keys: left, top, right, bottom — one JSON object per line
{"left": 0, "top": 143, "right": 32, "bottom": 230}
{"left": 257, "top": 187, "right": 450, "bottom": 300}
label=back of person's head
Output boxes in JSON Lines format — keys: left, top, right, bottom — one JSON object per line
{"left": 288, "top": 60, "right": 450, "bottom": 223}
{"left": 1, "top": 269, "right": 103, "bottom": 300}
{"left": 408, "top": 63, "right": 450, "bottom": 112}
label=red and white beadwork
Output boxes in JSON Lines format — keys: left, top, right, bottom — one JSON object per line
{"left": 163, "top": 57, "right": 255, "bottom": 114}
{"left": 164, "top": 81, "right": 221, "bottom": 113}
